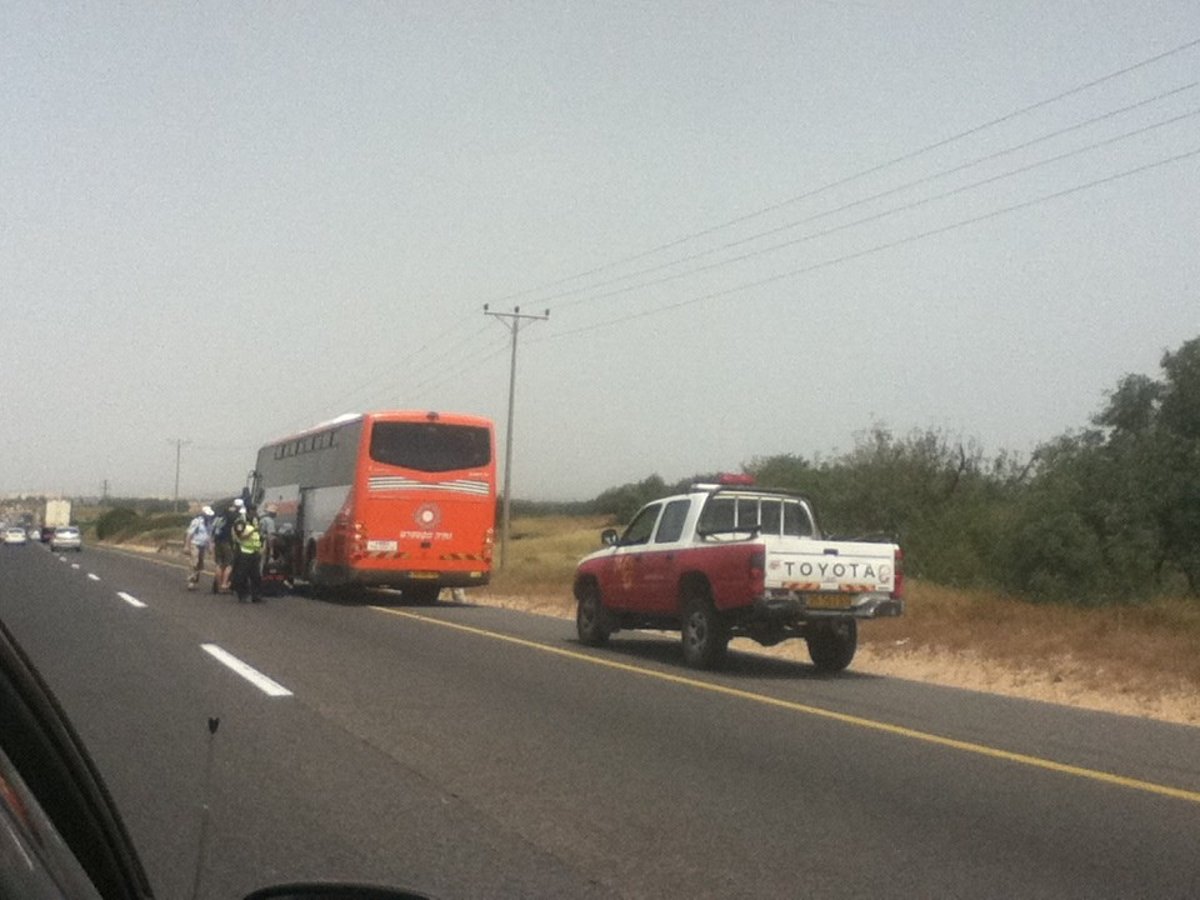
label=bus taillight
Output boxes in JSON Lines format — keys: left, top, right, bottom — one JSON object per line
{"left": 351, "top": 521, "right": 367, "bottom": 560}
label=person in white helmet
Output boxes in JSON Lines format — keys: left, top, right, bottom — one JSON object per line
{"left": 183, "top": 505, "right": 215, "bottom": 590}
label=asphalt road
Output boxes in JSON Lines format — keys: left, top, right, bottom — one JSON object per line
{"left": 1, "top": 542, "right": 1198, "bottom": 899}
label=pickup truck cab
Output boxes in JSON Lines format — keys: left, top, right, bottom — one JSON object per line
{"left": 573, "top": 481, "right": 903, "bottom": 672}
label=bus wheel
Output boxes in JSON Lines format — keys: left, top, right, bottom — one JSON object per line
{"left": 304, "top": 548, "right": 327, "bottom": 599}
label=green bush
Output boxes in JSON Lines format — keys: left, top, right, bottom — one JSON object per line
{"left": 115, "top": 512, "right": 192, "bottom": 543}
{"left": 95, "top": 507, "right": 140, "bottom": 539}
{"left": 95, "top": 508, "right": 193, "bottom": 542}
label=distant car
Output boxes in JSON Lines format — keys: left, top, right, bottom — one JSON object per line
{"left": 3, "top": 527, "right": 28, "bottom": 546}
{"left": 27, "top": 528, "right": 39, "bottom": 541}
{"left": 40, "top": 525, "right": 55, "bottom": 542}
{"left": 49, "top": 526, "right": 83, "bottom": 552}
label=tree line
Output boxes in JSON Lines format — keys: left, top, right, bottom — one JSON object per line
{"left": 551, "top": 335, "right": 1200, "bottom": 605}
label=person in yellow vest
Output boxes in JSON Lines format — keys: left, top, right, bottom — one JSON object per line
{"left": 231, "top": 504, "right": 265, "bottom": 603}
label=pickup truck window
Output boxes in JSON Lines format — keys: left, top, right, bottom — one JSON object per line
{"left": 621, "top": 503, "right": 661, "bottom": 546}
{"left": 698, "top": 495, "right": 816, "bottom": 537}
{"left": 783, "top": 501, "right": 814, "bottom": 537}
{"left": 757, "top": 498, "right": 815, "bottom": 536}
{"left": 698, "top": 496, "right": 762, "bottom": 535}
{"left": 761, "top": 500, "right": 782, "bottom": 535}
{"left": 654, "top": 499, "right": 691, "bottom": 543}
{"left": 698, "top": 497, "right": 734, "bottom": 533}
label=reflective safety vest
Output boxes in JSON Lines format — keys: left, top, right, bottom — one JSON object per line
{"left": 236, "top": 519, "right": 263, "bottom": 555}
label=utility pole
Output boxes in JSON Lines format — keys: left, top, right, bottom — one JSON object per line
{"left": 484, "top": 304, "right": 549, "bottom": 569}
{"left": 167, "top": 438, "right": 192, "bottom": 513}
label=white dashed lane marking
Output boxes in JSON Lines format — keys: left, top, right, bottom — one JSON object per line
{"left": 201, "top": 644, "right": 293, "bottom": 697}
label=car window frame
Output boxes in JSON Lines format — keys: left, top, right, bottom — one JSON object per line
{"left": 652, "top": 499, "right": 691, "bottom": 544}
{"left": 0, "top": 621, "right": 154, "bottom": 899}
{"left": 619, "top": 503, "right": 662, "bottom": 546}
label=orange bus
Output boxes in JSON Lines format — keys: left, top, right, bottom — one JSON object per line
{"left": 249, "top": 410, "right": 496, "bottom": 601}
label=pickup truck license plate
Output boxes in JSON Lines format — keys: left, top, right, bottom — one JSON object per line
{"left": 806, "top": 593, "right": 853, "bottom": 610}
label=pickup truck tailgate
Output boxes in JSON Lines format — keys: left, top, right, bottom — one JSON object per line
{"left": 764, "top": 539, "right": 898, "bottom": 594}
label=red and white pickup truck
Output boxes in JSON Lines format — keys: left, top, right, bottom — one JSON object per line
{"left": 573, "top": 480, "right": 904, "bottom": 672}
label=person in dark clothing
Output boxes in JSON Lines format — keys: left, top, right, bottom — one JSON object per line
{"left": 212, "top": 505, "right": 238, "bottom": 593}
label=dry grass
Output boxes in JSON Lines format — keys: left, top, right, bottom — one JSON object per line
{"left": 849, "top": 582, "right": 1200, "bottom": 724}
{"left": 476, "top": 517, "right": 1200, "bottom": 727}
{"left": 491, "top": 515, "right": 614, "bottom": 596}
{"left": 863, "top": 581, "right": 1200, "bottom": 681}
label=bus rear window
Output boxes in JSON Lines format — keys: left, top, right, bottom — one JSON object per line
{"left": 369, "top": 422, "right": 491, "bottom": 473}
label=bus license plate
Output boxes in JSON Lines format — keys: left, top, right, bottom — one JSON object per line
{"left": 409, "top": 571, "right": 438, "bottom": 580}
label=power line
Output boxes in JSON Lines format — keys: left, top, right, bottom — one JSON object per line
{"left": 402, "top": 331, "right": 513, "bottom": 402}
{"left": 543, "top": 83, "right": 1199, "bottom": 313}
{"left": 260, "top": 38, "right": 1200, "bottom": 446}
{"left": 542, "top": 146, "right": 1200, "bottom": 343}
{"left": 371, "top": 87, "right": 1200, "bottom": 398}
{"left": 487, "top": 36, "right": 1200, "bottom": 307}
{"left": 543, "top": 106, "right": 1200, "bottom": 314}
{"left": 281, "top": 312, "right": 490, "bottom": 431}
{"left": 395, "top": 323, "right": 499, "bottom": 396}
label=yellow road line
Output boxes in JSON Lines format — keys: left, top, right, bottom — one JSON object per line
{"left": 371, "top": 606, "right": 1200, "bottom": 806}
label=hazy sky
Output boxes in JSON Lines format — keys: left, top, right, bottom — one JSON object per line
{"left": 3, "top": 2, "right": 1198, "bottom": 502}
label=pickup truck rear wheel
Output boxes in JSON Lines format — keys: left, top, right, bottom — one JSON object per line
{"left": 806, "top": 619, "right": 857, "bottom": 672}
{"left": 576, "top": 583, "right": 611, "bottom": 646}
{"left": 405, "top": 585, "right": 440, "bottom": 606}
{"left": 681, "top": 592, "right": 730, "bottom": 670}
